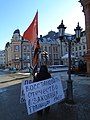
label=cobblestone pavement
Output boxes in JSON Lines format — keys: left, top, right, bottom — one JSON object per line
{"left": 0, "top": 72, "right": 90, "bottom": 120}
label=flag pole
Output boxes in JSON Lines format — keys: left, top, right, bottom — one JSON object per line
{"left": 32, "top": 39, "right": 40, "bottom": 79}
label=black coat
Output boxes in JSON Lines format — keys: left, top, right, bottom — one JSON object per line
{"left": 34, "top": 72, "right": 51, "bottom": 82}
{"left": 33, "top": 66, "right": 51, "bottom": 114}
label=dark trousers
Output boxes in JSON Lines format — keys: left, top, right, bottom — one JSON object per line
{"left": 37, "top": 106, "right": 50, "bottom": 115}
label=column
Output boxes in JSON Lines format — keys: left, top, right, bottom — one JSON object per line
{"left": 80, "top": 0, "right": 90, "bottom": 74}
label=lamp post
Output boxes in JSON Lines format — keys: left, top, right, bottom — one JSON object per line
{"left": 58, "top": 20, "right": 82, "bottom": 104}
{"left": 21, "top": 37, "right": 23, "bottom": 69}
{"left": 57, "top": 20, "right": 66, "bottom": 64}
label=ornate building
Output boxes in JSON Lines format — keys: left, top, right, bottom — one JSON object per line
{"left": 5, "top": 29, "right": 31, "bottom": 70}
{"left": 80, "top": 0, "right": 90, "bottom": 74}
{"left": 5, "top": 29, "right": 87, "bottom": 70}
{"left": 5, "top": 30, "right": 61, "bottom": 69}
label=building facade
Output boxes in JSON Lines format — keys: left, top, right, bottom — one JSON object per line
{"left": 56, "top": 31, "right": 87, "bottom": 66}
{"left": 72, "top": 31, "right": 87, "bottom": 59}
{"left": 5, "top": 29, "right": 87, "bottom": 69}
{"left": 5, "top": 29, "right": 31, "bottom": 70}
{"left": 5, "top": 30, "right": 61, "bottom": 69}
{"left": 0, "top": 50, "right": 5, "bottom": 69}
{"left": 38, "top": 31, "right": 61, "bottom": 65}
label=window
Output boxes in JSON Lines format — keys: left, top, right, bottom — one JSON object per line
{"left": 83, "top": 45, "right": 85, "bottom": 49}
{"left": 23, "top": 53, "right": 30, "bottom": 60}
{"left": 72, "top": 47, "right": 74, "bottom": 51}
{"left": 15, "top": 36, "right": 18, "bottom": 41}
{"left": 76, "top": 52, "right": 78, "bottom": 57}
{"left": 79, "top": 46, "right": 81, "bottom": 50}
{"left": 56, "top": 47, "right": 58, "bottom": 52}
{"left": 23, "top": 45, "right": 30, "bottom": 51}
{"left": 14, "top": 45, "right": 19, "bottom": 51}
{"left": 79, "top": 52, "right": 81, "bottom": 56}
{"left": 66, "top": 48, "right": 67, "bottom": 52}
{"left": 27, "top": 56, "right": 30, "bottom": 59}
{"left": 23, "top": 45, "right": 26, "bottom": 50}
{"left": 49, "top": 54, "right": 51, "bottom": 58}
{"left": 54, "top": 54, "right": 55, "bottom": 59}
{"left": 49, "top": 46, "right": 51, "bottom": 53}
{"left": 27, "top": 45, "right": 30, "bottom": 50}
{"left": 27, "top": 53, "right": 30, "bottom": 59}
{"left": 23, "top": 63, "right": 28, "bottom": 68}
{"left": 15, "top": 54, "right": 19, "bottom": 59}
{"left": 56, "top": 54, "right": 58, "bottom": 59}
{"left": 76, "top": 47, "right": 77, "bottom": 51}
{"left": 45, "top": 46, "right": 47, "bottom": 51}
{"left": 23, "top": 53, "right": 27, "bottom": 59}
{"left": 53, "top": 47, "right": 55, "bottom": 53}
{"left": 83, "top": 51, "right": 85, "bottom": 55}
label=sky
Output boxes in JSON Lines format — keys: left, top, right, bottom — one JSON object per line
{"left": 0, "top": 0, "right": 85, "bottom": 50}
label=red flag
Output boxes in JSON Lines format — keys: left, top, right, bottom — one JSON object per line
{"left": 23, "top": 11, "right": 38, "bottom": 45}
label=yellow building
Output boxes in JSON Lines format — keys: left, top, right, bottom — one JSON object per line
{"left": 5, "top": 29, "right": 31, "bottom": 70}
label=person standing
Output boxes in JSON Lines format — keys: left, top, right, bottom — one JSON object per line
{"left": 34, "top": 65, "right": 52, "bottom": 117}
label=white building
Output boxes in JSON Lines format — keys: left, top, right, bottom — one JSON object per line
{"left": 0, "top": 50, "right": 5, "bottom": 68}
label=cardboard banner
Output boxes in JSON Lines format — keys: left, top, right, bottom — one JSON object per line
{"left": 20, "top": 79, "right": 32, "bottom": 103}
{"left": 23, "top": 76, "right": 65, "bottom": 115}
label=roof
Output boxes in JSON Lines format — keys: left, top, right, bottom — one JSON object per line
{"left": 38, "top": 31, "right": 58, "bottom": 44}
{"left": 13, "top": 29, "right": 20, "bottom": 35}
{"left": 62, "top": 53, "right": 75, "bottom": 59}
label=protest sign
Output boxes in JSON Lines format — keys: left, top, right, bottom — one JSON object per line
{"left": 23, "top": 76, "right": 65, "bottom": 115}
{"left": 20, "top": 79, "right": 32, "bottom": 103}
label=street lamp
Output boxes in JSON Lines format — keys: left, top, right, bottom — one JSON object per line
{"left": 21, "top": 37, "right": 23, "bottom": 69}
{"left": 57, "top": 20, "right": 66, "bottom": 64}
{"left": 74, "top": 22, "right": 82, "bottom": 43}
{"left": 58, "top": 20, "right": 82, "bottom": 104}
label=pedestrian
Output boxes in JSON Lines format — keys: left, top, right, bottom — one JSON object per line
{"left": 78, "top": 60, "right": 84, "bottom": 73}
{"left": 34, "top": 65, "right": 52, "bottom": 118}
